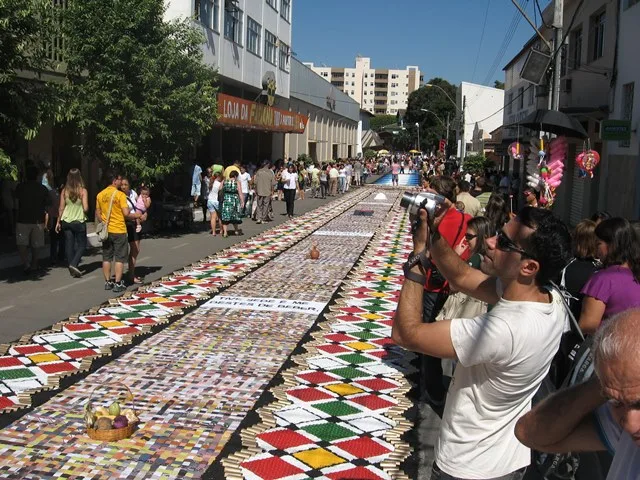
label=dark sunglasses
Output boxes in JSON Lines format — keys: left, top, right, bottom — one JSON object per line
{"left": 496, "top": 230, "right": 536, "bottom": 259}
{"left": 465, "top": 233, "right": 478, "bottom": 241}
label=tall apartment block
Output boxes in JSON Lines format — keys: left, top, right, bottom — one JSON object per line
{"left": 304, "top": 56, "right": 423, "bottom": 115}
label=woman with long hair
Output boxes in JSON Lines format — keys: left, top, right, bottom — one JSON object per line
{"left": 207, "top": 171, "right": 223, "bottom": 236}
{"left": 578, "top": 217, "right": 640, "bottom": 334}
{"left": 484, "top": 193, "right": 510, "bottom": 233}
{"left": 220, "top": 170, "right": 244, "bottom": 237}
{"left": 465, "top": 216, "right": 491, "bottom": 269}
{"left": 55, "top": 168, "right": 89, "bottom": 277}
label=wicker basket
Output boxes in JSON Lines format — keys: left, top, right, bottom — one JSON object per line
{"left": 86, "top": 382, "right": 139, "bottom": 441}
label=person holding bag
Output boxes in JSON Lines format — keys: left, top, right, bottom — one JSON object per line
{"left": 55, "top": 169, "right": 89, "bottom": 278}
{"left": 95, "top": 172, "right": 146, "bottom": 293}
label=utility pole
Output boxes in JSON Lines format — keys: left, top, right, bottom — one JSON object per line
{"left": 415, "top": 122, "right": 420, "bottom": 151}
{"left": 551, "top": 0, "right": 564, "bottom": 111}
{"left": 460, "top": 95, "right": 467, "bottom": 163}
{"left": 446, "top": 112, "right": 450, "bottom": 159}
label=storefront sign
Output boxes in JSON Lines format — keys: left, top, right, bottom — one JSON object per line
{"left": 601, "top": 120, "right": 631, "bottom": 141}
{"left": 202, "top": 296, "right": 326, "bottom": 315}
{"left": 217, "top": 93, "right": 308, "bottom": 133}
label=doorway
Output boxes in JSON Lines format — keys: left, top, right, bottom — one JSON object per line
{"left": 308, "top": 142, "right": 317, "bottom": 162}
{"left": 332, "top": 144, "right": 338, "bottom": 160}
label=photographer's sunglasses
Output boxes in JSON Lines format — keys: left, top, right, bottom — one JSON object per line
{"left": 496, "top": 230, "right": 536, "bottom": 260}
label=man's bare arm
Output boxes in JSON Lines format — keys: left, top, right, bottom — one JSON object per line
{"left": 515, "top": 376, "right": 607, "bottom": 453}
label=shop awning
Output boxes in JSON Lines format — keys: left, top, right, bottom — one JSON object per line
{"left": 216, "top": 93, "right": 308, "bottom": 134}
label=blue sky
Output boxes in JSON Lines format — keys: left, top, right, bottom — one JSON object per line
{"left": 292, "top": 0, "right": 549, "bottom": 86}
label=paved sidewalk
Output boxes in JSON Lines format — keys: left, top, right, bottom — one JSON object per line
{"left": 0, "top": 194, "right": 345, "bottom": 344}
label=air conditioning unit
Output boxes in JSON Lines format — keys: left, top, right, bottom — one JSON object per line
{"left": 561, "top": 78, "right": 572, "bottom": 93}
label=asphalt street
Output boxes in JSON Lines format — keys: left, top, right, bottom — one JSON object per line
{"left": 0, "top": 193, "right": 346, "bottom": 344}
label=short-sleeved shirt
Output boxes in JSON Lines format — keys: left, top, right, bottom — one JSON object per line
{"left": 581, "top": 266, "right": 640, "bottom": 318}
{"left": 96, "top": 185, "right": 128, "bottom": 234}
{"left": 15, "top": 181, "right": 50, "bottom": 224}
{"left": 391, "top": 164, "right": 400, "bottom": 175}
{"left": 239, "top": 172, "right": 251, "bottom": 194}
{"left": 595, "top": 403, "right": 640, "bottom": 479}
{"left": 436, "top": 288, "right": 569, "bottom": 478}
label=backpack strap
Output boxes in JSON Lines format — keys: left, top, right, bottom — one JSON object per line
{"left": 550, "top": 281, "right": 585, "bottom": 343}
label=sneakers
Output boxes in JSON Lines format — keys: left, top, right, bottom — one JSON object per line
{"left": 112, "top": 281, "right": 126, "bottom": 293}
{"left": 69, "top": 266, "right": 83, "bottom": 278}
{"left": 104, "top": 280, "right": 114, "bottom": 290}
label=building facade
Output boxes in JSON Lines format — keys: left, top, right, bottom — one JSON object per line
{"left": 166, "top": 0, "right": 300, "bottom": 165}
{"left": 304, "top": 56, "right": 422, "bottom": 115}
{"left": 457, "top": 82, "right": 505, "bottom": 158}
{"left": 284, "top": 59, "right": 359, "bottom": 163}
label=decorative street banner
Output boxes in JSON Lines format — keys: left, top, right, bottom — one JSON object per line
{"left": 217, "top": 93, "right": 308, "bottom": 133}
{"left": 203, "top": 296, "right": 328, "bottom": 315}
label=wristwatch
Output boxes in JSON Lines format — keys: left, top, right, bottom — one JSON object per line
{"left": 403, "top": 250, "right": 431, "bottom": 285}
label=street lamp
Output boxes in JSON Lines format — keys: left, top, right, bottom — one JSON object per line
{"left": 421, "top": 109, "right": 450, "bottom": 158}
{"left": 415, "top": 122, "right": 420, "bottom": 152}
{"left": 425, "top": 83, "right": 466, "bottom": 162}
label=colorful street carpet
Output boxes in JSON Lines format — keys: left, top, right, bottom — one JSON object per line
{"left": 220, "top": 202, "right": 415, "bottom": 480}
{"left": 0, "top": 190, "right": 370, "bottom": 414}
{"left": 0, "top": 189, "right": 416, "bottom": 479}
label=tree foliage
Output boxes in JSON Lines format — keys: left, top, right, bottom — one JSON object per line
{"left": 364, "top": 149, "right": 377, "bottom": 160}
{"left": 462, "top": 153, "right": 491, "bottom": 175}
{"left": 369, "top": 114, "right": 397, "bottom": 132}
{"left": 404, "top": 78, "right": 458, "bottom": 155}
{"left": 62, "top": 0, "right": 218, "bottom": 181}
{"left": 0, "top": 0, "right": 58, "bottom": 179}
{"left": 494, "top": 80, "right": 505, "bottom": 90}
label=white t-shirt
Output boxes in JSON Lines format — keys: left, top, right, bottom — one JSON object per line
{"left": 596, "top": 403, "right": 640, "bottom": 479}
{"left": 435, "top": 287, "right": 569, "bottom": 478}
{"left": 239, "top": 172, "right": 251, "bottom": 194}
{"left": 207, "top": 179, "right": 222, "bottom": 203}
{"left": 282, "top": 171, "right": 297, "bottom": 190}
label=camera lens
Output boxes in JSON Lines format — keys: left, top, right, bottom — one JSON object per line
{"left": 400, "top": 192, "right": 414, "bottom": 209}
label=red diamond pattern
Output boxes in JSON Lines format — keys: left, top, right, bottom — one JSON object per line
{"left": 13, "top": 345, "right": 48, "bottom": 355}
{"left": 350, "top": 394, "right": 396, "bottom": 411}
{"left": 354, "top": 378, "right": 398, "bottom": 392}
{"left": 296, "top": 371, "right": 337, "bottom": 385}
{"left": 317, "top": 344, "right": 350, "bottom": 354}
{"left": 287, "top": 387, "right": 334, "bottom": 402}
{"left": 258, "top": 429, "right": 313, "bottom": 450}
{"left": 334, "top": 437, "right": 392, "bottom": 459}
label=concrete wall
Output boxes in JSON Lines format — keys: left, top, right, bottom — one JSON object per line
{"left": 459, "top": 82, "right": 505, "bottom": 147}
{"left": 165, "top": 0, "right": 291, "bottom": 99}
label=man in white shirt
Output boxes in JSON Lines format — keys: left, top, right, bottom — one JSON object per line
{"left": 239, "top": 165, "right": 251, "bottom": 216}
{"left": 344, "top": 162, "right": 353, "bottom": 192}
{"left": 515, "top": 308, "right": 640, "bottom": 480}
{"left": 392, "top": 205, "right": 571, "bottom": 479}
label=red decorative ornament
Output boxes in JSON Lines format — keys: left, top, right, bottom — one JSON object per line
{"left": 575, "top": 150, "right": 600, "bottom": 178}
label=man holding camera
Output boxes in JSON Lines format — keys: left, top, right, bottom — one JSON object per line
{"left": 418, "top": 176, "right": 471, "bottom": 407}
{"left": 392, "top": 203, "right": 572, "bottom": 480}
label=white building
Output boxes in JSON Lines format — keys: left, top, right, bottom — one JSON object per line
{"left": 165, "top": 0, "right": 296, "bottom": 163}
{"left": 304, "top": 56, "right": 422, "bottom": 115}
{"left": 457, "top": 82, "right": 505, "bottom": 158}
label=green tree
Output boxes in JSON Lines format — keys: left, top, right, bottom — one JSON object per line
{"left": 404, "top": 78, "right": 458, "bottom": 154}
{"left": 369, "top": 114, "right": 398, "bottom": 132}
{"left": 0, "top": 0, "right": 58, "bottom": 179}
{"left": 62, "top": 0, "right": 218, "bottom": 181}
{"left": 364, "top": 149, "right": 377, "bottom": 160}
{"left": 494, "top": 80, "right": 505, "bottom": 90}
{"left": 463, "top": 153, "right": 491, "bottom": 175}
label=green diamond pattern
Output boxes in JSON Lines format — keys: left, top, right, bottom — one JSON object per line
{"left": 75, "top": 331, "right": 107, "bottom": 339}
{"left": 114, "top": 312, "right": 151, "bottom": 320}
{"left": 349, "top": 331, "right": 383, "bottom": 340}
{"left": 0, "top": 368, "right": 36, "bottom": 380}
{"left": 313, "top": 400, "right": 361, "bottom": 417}
{"left": 51, "top": 341, "right": 86, "bottom": 351}
{"left": 130, "top": 305, "right": 160, "bottom": 311}
{"left": 336, "top": 353, "right": 374, "bottom": 365}
{"left": 328, "top": 367, "right": 369, "bottom": 380}
{"left": 302, "top": 423, "right": 356, "bottom": 442}
{"left": 354, "top": 321, "right": 385, "bottom": 330}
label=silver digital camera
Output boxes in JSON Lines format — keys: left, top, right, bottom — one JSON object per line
{"left": 400, "top": 191, "right": 446, "bottom": 218}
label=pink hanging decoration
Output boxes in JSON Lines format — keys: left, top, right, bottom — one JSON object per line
{"left": 575, "top": 150, "right": 600, "bottom": 178}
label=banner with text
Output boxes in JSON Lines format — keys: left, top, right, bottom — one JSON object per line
{"left": 202, "top": 296, "right": 327, "bottom": 315}
{"left": 217, "top": 93, "right": 308, "bottom": 133}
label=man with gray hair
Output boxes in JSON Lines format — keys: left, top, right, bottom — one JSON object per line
{"left": 515, "top": 308, "right": 640, "bottom": 478}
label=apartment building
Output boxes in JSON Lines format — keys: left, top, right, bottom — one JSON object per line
{"left": 304, "top": 56, "right": 423, "bottom": 115}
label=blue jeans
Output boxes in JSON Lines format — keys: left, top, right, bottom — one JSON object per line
{"left": 61, "top": 221, "right": 87, "bottom": 268}
{"left": 431, "top": 462, "right": 526, "bottom": 480}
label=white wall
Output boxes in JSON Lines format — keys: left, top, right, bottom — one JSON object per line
{"left": 460, "top": 82, "right": 505, "bottom": 145}
{"left": 165, "top": 0, "right": 291, "bottom": 98}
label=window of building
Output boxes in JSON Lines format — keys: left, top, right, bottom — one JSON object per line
{"left": 507, "top": 93, "right": 514, "bottom": 114}
{"left": 264, "top": 30, "right": 277, "bottom": 65}
{"left": 569, "top": 28, "right": 582, "bottom": 69}
{"left": 364, "top": 73, "right": 368, "bottom": 78}
{"left": 280, "top": 0, "right": 290, "bottom": 21}
{"left": 224, "top": 5, "right": 243, "bottom": 45}
{"left": 528, "top": 85, "right": 535, "bottom": 106}
{"left": 590, "top": 10, "right": 605, "bottom": 61}
{"left": 352, "top": 73, "right": 355, "bottom": 77}
{"left": 266, "top": 0, "right": 277, "bottom": 11}
{"left": 391, "top": 74, "right": 398, "bottom": 79}
{"left": 620, "top": 82, "right": 635, "bottom": 148}
{"left": 350, "top": 90, "right": 355, "bottom": 95}
{"left": 624, "top": 0, "right": 640, "bottom": 9}
{"left": 279, "top": 41, "right": 290, "bottom": 71}
{"left": 195, "top": 0, "right": 220, "bottom": 31}
{"left": 246, "top": 17, "right": 261, "bottom": 56}
{"left": 322, "top": 72, "right": 328, "bottom": 77}
{"left": 518, "top": 87, "right": 524, "bottom": 110}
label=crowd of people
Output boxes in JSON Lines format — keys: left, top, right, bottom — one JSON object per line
{"left": 191, "top": 157, "right": 374, "bottom": 233}
{"left": 392, "top": 170, "right": 640, "bottom": 479}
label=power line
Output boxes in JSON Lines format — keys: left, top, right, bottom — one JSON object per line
{"left": 471, "top": 0, "right": 492, "bottom": 83}
{"left": 465, "top": 84, "right": 533, "bottom": 126}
